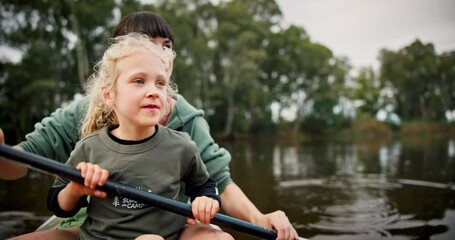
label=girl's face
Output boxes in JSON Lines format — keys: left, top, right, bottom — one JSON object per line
{"left": 104, "top": 49, "right": 168, "bottom": 139}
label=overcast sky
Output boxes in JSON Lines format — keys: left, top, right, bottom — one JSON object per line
{"left": 2, "top": 0, "right": 454, "bottom": 68}
{"left": 275, "top": 0, "right": 455, "bottom": 70}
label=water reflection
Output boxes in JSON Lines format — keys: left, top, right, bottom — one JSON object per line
{"left": 225, "top": 138, "right": 455, "bottom": 240}
{"left": 0, "top": 171, "right": 54, "bottom": 239}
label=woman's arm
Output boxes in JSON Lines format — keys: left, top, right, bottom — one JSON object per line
{"left": 18, "top": 97, "right": 87, "bottom": 164}
{"left": 0, "top": 151, "right": 27, "bottom": 180}
{"left": 0, "top": 129, "right": 27, "bottom": 180}
{"left": 181, "top": 116, "right": 233, "bottom": 192}
{"left": 1, "top": 98, "right": 86, "bottom": 180}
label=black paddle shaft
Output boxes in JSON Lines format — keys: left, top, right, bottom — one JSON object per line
{"left": 0, "top": 144, "right": 277, "bottom": 239}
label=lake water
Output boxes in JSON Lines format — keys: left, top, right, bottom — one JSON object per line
{"left": 1, "top": 137, "right": 454, "bottom": 239}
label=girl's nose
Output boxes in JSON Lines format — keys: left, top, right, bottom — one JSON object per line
{"left": 146, "top": 92, "right": 159, "bottom": 99}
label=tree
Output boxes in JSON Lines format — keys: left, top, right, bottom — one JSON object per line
{"left": 379, "top": 39, "right": 446, "bottom": 121}
{"left": 208, "top": 0, "right": 276, "bottom": 137}
{"left": 437, "top": 51, "right": 455, "bottom": 119}
{"left": 0, "top": 0, "right": 118, "bottom": 143}
{"left": 351, "top": 66, "right": 384, "bottom": 118}
{"left": 261, "top": 25, "right": 311, "bottom": 126}
{"left": 157, "top": 0, "right": 218, "bottom": 112}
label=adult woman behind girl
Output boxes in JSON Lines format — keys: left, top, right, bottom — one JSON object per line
{"left": 1, "top": 11, "right": 298, "bottom": 240}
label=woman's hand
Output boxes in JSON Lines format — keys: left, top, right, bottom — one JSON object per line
{"left": 0, "top": 128, "right": 28, "bottom": 180}
{"left": 255, "top": 210, "right": 299, "bottom": 240}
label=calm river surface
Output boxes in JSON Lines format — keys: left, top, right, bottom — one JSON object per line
{"left": 1, "top": 137, "right": 455, "bottom": 239}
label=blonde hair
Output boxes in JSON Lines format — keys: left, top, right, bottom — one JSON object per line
{"left": 81, "top": 32, "right": 174, "bottom": 137}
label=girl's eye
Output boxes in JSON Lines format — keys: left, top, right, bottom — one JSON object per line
{"left": 133, "top": 79, "right": 145, "bottom": 84}
{"left": 156, "top": 80, "right": 166, "bottom": 88}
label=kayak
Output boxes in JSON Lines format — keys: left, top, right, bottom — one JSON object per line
{"left": 36, "top": 216, "right": 308, "bottom": 240}
{"left": 36, "top": 215, "right": 63, "bottom": 231}
{"left": 35, "top": 214, "right": 224, "bottom": 231}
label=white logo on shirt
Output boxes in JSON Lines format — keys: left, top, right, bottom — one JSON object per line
{"left": 111, "top": 187, "right": 152, "bottom": 209}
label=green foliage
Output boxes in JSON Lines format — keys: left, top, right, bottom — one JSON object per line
{"left": 351, "top": 67, "right": 382, "bottom": 117}
{"left": 1, "top": 0, "right": 453, "bottom": 144}
{"left": 300, "top": 115, "right": 329, "bottom": 136}
{"left": 0, "top": 0, "right": 118, "bottom": 143}
{"left": 379, "top": 39, "right": 451, "bottom": 121}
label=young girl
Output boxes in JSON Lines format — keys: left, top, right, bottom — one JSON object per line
{"left": 46, "top": 33, "right": 221, "bottom": 240}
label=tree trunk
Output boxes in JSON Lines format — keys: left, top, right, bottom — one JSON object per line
{"left": 223, "top": 71, "right": 238, "bottom": 138}
{"left": 223, "top": 94, "right": 235, "bottom": 137}
{"left": 292, "top": 107, "right": 302, "bottom": 133}
{"left": 68, "top": 1, "right": 89, "bottom": 87}
{"left": 419, "top": 95, "right": 427, "bottom": 120}
{"left": 292, "top": 93, "right": 306, "bottom": 133}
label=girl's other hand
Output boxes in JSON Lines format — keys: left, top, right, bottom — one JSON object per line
{"left": 190, "top": 196, "right": 220, "bottom": 225}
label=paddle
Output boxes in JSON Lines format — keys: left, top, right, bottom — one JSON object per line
{"left": 0, "top": 144, "right": 305, "bottom": 240}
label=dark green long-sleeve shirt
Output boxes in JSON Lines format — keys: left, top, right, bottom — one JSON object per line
{"left": 48, "top": 125, "right": 219, "bottom": 239}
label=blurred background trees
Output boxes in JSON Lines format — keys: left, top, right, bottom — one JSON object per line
{"left": 1, "top": 0, "right": 454, "bottom": 143}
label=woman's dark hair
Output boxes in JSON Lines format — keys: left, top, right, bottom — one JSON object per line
{"left": 113, "top": 11, "right": 174, "bottom": 44}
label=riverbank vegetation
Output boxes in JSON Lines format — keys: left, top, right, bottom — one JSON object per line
{"left": 1, "top": 0, "right": 453, "bottom": 144}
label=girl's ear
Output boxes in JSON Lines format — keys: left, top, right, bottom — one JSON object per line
{"left": 102, "top": 87, "right": 114, "bottom": 105}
